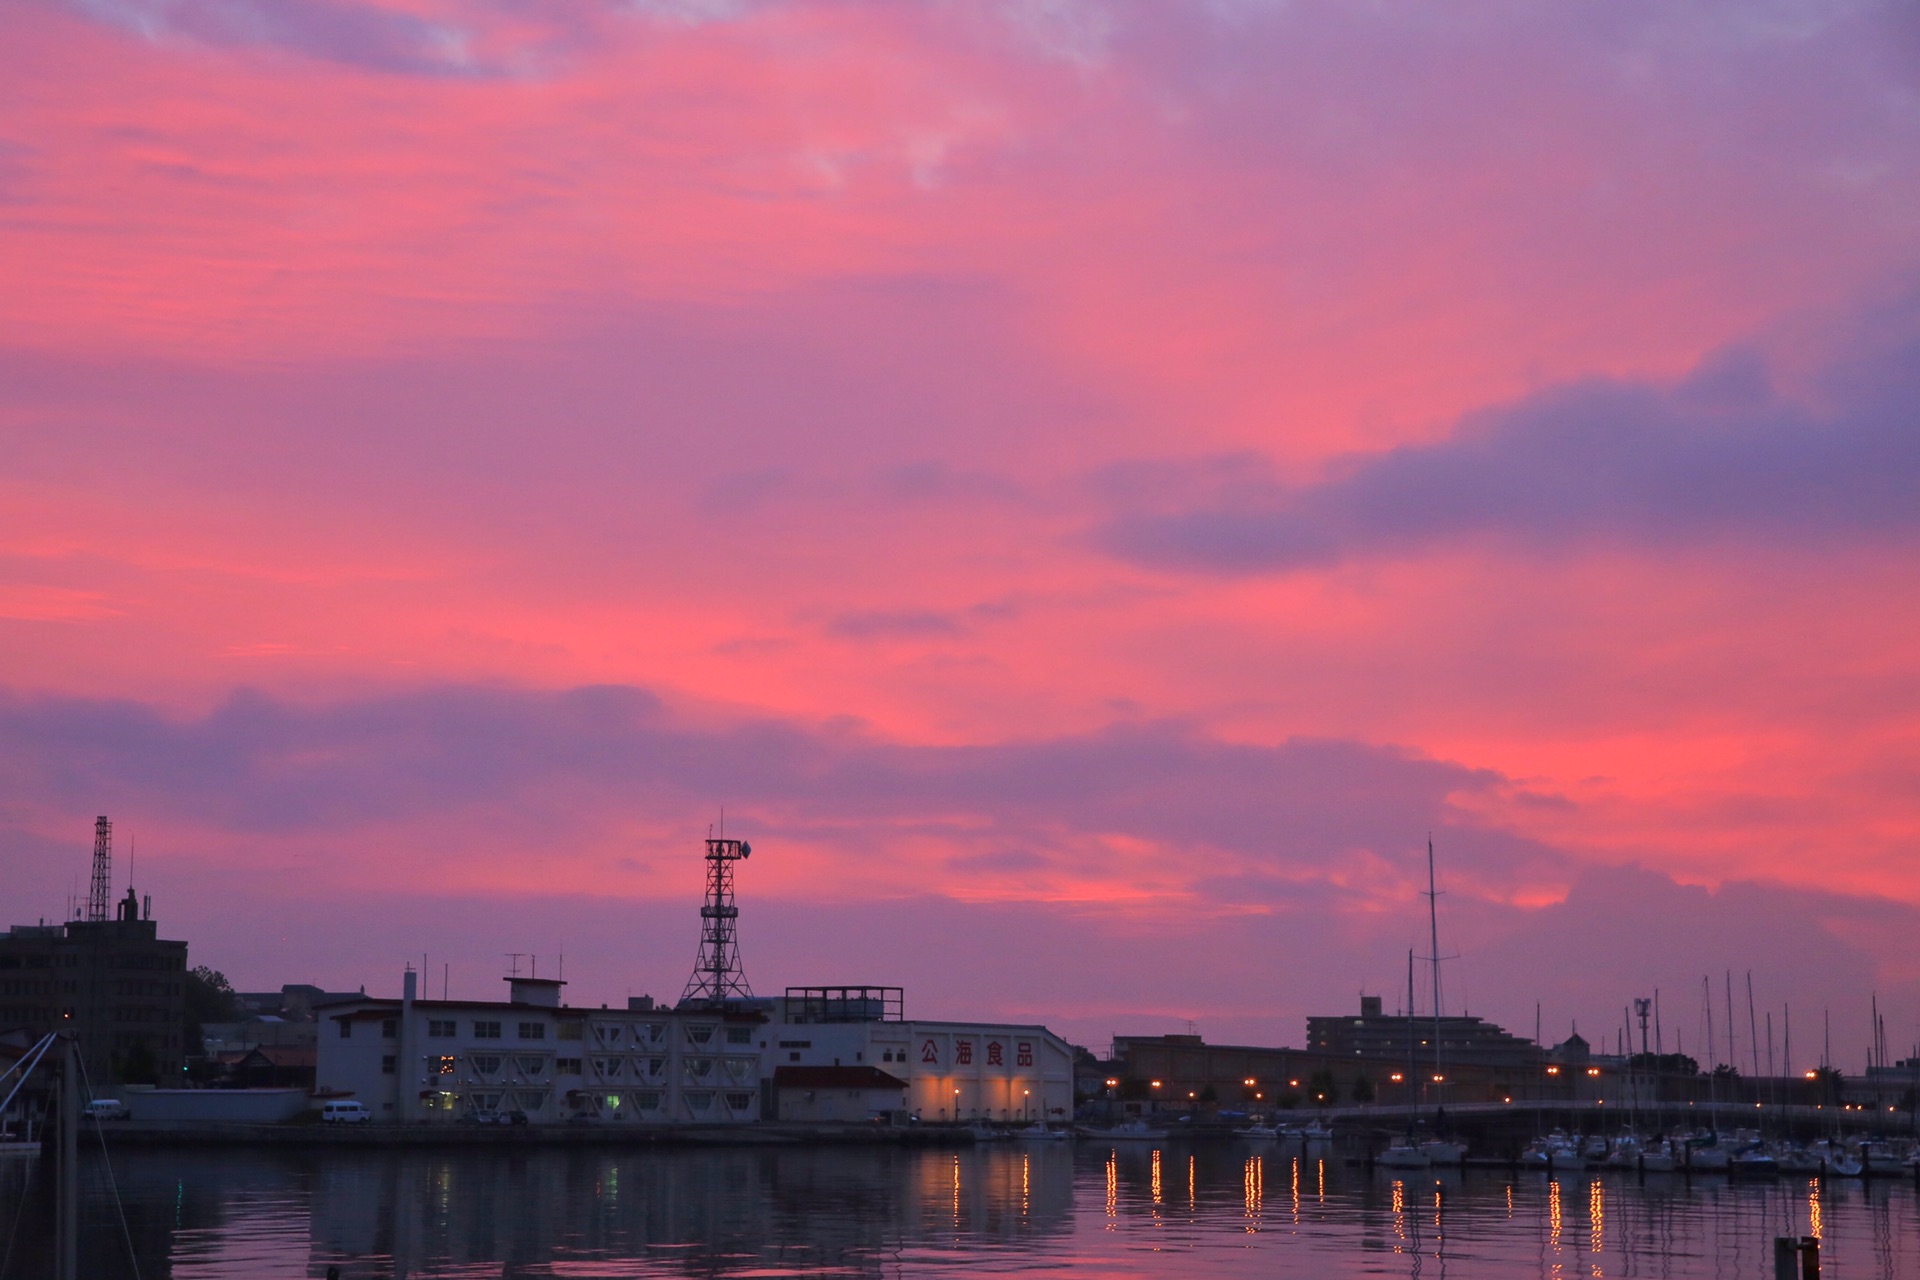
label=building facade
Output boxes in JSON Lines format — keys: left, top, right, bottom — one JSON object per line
{"left": 0, "top": 889, "right": 188, "bottom": 1084}
{"left": 765, "top": 986, "right": 1075, "bottom": 1122}
{"left": 317, "top": 973, "right": 768, "bottom": 1125}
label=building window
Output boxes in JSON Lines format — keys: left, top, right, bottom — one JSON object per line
{"left": 726, "top": 1092, "right": 754, "bottom": 1111}
{"left": 428, "top": 1020, "right": 456, "bottom": 1038}
{"left": 339, "top": 1021, "right": 352, "bottom": 1039}
{"left": 558, "top": 1020, "right": 584, "bottom": 1041}
{"left": 518, "top": 1022, "right": 546, "bottom": 1041}
{"left": 471, "top": 1054, "right": 503, "bottom": 1077}
{"left": 789, "top": 1052, "right": 801, "bottom": 1062}
{"left": 726, "top": 1026, "right": 752, "bottom": 1045}
{"left": 381, "top": 1055, "right": 396, "bottom": 1075}
{"left": 381, "top": 1019, "right": 398, "bottom": 1040}
{"left": 778, "top": 1040, "right": 812, "bottom": 1049}
{"left": 474, "top": 1021, "right": 502, "bottom": 1039}
{"left": 555, "top": 1057, "right": 582, "bottom": 1075}
{"left": 433, "top": 1056, "right": 456, "bottom": 1075}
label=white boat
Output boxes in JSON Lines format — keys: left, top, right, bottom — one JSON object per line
{"left": 1377, "top": 1141, "right": 1430, "bottom": 1169}
{"left": 1777, "top": 1147, "right": 1823, "bottom": 1176}
{"left": 1810, "top": 1140, "right": 1862, "bottom": 1177}
{"left": 1638, "top": 1141, "right": 1677, "bottom": 1173}
{"left": 1686, "top": 1139, "right": 1730, "bottom": 1172}
{"left": 1233, "top": 1124, "right": 1280, "bottom": 1139}
{"left": 1522, "top": 1134, "right": 1584, "bottom": 1170}
{"left": 1300, "top": 1122, "right": 1333, "bottom": 1141}
{"left": 1602, "top": 1136, "right": 1641, "bottom": 1168}
{"left": 1859, "top": 1139, "right": 1907, "bottom": 1175}
{"left": 1077, "top": 1120, "right": 1169, "bottom": 1141}
{"left": 1729, "top": 1144, "right": 1779, "bottom": 1178}
{"left": 1017, "top": 1125, "right": 1071, "bottom": 1141}
{"left": 1419, "top": 1139, "right": 1466, "bottom": 1165}
{"left": 968, "top": 1123, "right": 1014, "bottom": 1142}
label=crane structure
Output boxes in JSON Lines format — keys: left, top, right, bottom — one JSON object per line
{"left": 680, "top": 835, "right": 754, "bottom": 1007}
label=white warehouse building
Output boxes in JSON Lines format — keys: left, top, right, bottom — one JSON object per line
{"left": 316, "top": 973, "right": 1075, "bottom": 1127}
{"left": 766, "top": 987, "right": 1075, "bottom": 1123}
{"left": 317, "top": 972, "right": 768, "bottom": 1125}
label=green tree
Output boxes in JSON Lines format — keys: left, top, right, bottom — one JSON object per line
{"left": 183, "top": 965, "right": 240, "bottom": 1057}
{"left": 1351, "top": 1074, "right": 1375, "bottom": 1104}
{"left": 1306, "top": 1069, "right": 1340, "bottom": 1107}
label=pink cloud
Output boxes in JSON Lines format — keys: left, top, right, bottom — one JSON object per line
{"left": 1, "top": 0, "right": 1917, "bottom": 1064}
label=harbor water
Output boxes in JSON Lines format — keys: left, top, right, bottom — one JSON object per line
{"left": 3, "top": 1139, "right": 1917, "bottom": 1278}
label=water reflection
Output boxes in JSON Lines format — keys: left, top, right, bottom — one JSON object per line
{"left": 6, "top": 1141, "right": 1920, "bottom": 1278}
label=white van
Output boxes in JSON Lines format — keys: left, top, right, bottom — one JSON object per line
{"left": 83, "top": 1099, "right": 126, "bottom": 1121}
{"left": 320, "top": 1100, "right": 372, "bottom": 1124}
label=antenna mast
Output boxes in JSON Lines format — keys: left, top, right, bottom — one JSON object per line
{"left": 87, "top": 816, "right": 112, "bottom": 923}
{"left": 681, "top": 833, "right": 754, "bottom": 1007}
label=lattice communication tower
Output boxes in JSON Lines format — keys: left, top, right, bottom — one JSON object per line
{"left": 680, "top": 836, "right": 754, "bottom": 1006}
{"left": 87, "top": 815, "right": 113, "bottom": 923}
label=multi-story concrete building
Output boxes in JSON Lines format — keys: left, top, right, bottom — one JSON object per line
{"left": 317, "top": 972, "right": 768, "bottom": 1125}
{"left": 0, "top": 888, "right": 188, "bottom": 1084}
{"left": 1306, "top": 994, "right": 1544, "bottom": 1071}
{"left": 764, "top": 986, "right": 1075, "bottom": 1123}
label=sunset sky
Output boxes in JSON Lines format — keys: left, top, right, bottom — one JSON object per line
{"left": 3, "top": 0, "right": 1917, "bottom": 1069}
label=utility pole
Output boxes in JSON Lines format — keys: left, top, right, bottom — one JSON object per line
{"left": 58, "top": 1035, "right": 79, "bottom": 1280}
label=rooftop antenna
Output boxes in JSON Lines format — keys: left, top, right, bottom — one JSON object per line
{"left": 681, "top": 828, "right": 754, "bottom": 1007}
{"left": 506, "top": 952, "right": 525, "bottom": 979}
{"left": 87, "top": 816, "right": 112, "bottom": 923}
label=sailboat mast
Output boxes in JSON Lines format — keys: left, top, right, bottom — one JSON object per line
{"left": 1408, "top": 950, "right": 1417, "bottom": 1114}
{"left": 1427, "top": 838, "right": 1442, "bottom": 1092}
{"left": 1704, "top": 976, "right": 1716, "bottom": 1107}
{"left": 1725, "top": 971, "right": 1736, "bottom": 1072}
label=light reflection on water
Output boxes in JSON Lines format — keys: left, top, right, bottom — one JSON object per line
{"left": 3, "top": 1141, "right": 1918, "bottom": 1278}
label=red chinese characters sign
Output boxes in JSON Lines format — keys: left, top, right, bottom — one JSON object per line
{"left": 987, "top": 1041, "right": 1004, "bottom": 1066}
{"left": 956, "top": 1041, "right": 974, "bottom": 1065}
{"left": 1016, "top": 1042, "right": 1033, "bottom": 1067}
{"left": 921, "top": 1040, "right": 938, "bottom": 1064}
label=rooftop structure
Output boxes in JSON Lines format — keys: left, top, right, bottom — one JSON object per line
{"left": 781, "top": 986, "right": 903, "bottom": 1024}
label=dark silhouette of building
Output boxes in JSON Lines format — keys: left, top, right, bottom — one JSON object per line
{"left": 1307, "top": 994, "right": 1543, "bottom": 1070}
{"left": 0, "top": 884, "right": 189, "bottom": 1085}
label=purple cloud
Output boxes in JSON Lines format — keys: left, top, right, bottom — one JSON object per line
{"left": 1096, "top": 314, "right": 1920, "bottom": 575}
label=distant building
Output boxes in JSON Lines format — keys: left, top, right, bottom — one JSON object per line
{"left": 317, "top": 971, "right": 769, "bottom": 1125}
{"left": 1306, "top": 994, "right": 1544, "bottom": 1071}
{"left": 763, "top": 986, "right": 1075, "bottom": 1122}
{"left": 0, "top": 887, "right": 188, "bottom": 1084}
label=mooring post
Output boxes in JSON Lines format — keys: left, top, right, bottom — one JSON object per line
{"left": 57, "top": 1037, "right": 78, "bottom": 1280}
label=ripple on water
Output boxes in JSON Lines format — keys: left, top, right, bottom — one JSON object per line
{"left": 21, "top": 1144, "right": 1920, "bottom": 1279}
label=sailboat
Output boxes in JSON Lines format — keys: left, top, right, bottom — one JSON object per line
{"left": 1415, "top": 839, "right": 1468, "bottom": 1167}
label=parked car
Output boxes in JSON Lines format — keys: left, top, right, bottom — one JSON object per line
{"left": 83, "top": 1099, "right": 127, "bottom": 1121}
{"left": 320, "top": 1100, "right": 372, "bottom": 1124}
